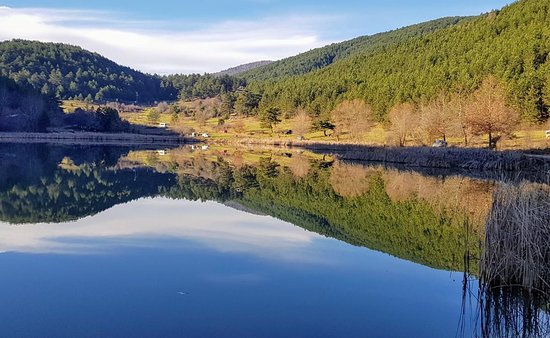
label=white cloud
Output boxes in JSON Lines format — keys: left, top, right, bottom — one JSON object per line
{"left": 0, "top": 6, "right": 336, "bottom": 74}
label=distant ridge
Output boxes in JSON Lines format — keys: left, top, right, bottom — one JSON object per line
{"left": 214, "top": 61, "right": 273, "bottom": 77}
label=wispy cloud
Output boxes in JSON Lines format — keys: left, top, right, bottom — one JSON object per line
{"left": 0, "top": 6, "right": 337, "bottom": 74}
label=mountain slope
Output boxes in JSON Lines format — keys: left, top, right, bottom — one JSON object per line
{"left": 0, "top": 40, "right": 177, "bottom": 102}
{"left": 248, "top": 0, "right": 550, "bottom": 122}
{"left": 240, "top": 17, "right": 468, "bottom": 82}
{"left": 215, "top": 61, "right": 273, "bottom": 77}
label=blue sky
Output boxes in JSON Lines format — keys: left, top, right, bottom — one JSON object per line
{"left": 0, "top": 0, "right": 512, "bottom": 73}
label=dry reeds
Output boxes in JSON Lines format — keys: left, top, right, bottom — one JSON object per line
{"left": 476, "top": 182, "right": 550, "bottom": 338}
{"left": 481, "top": 183, "right": 550, "bottom": 289}
{"left": 214, "top": 139, "right": 550, "bottom": 173}
{"left": 312, "top": 145, "right": 550, "bottom": 172}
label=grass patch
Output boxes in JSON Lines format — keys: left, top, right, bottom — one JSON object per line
{"left": 67, "top": 100, "right": 550, "bottom": 150}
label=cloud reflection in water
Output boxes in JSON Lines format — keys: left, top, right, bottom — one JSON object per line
{"left": 0, "top": 198, "right": 321, "bottom": 260}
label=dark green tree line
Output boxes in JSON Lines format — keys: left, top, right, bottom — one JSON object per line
{"left": 0, "top": 40, "right": 177, "bottom": 103}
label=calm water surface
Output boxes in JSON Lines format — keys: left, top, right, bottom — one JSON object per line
{"left": 0, "top": 143, "right": 544, "bottom": 337}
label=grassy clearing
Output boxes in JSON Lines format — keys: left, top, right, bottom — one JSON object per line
{"left": 121, "top": 112, "right": 550, "bottom": 150}
{"left": 61, "top": 100, "right": 101, "bottom": 113}
{"left": 66, "top": 100, "right": 550, "bottom": 150}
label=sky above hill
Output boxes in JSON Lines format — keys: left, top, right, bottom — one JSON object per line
{"left": 0, "top": 0, "right": 512, "bottom": 74}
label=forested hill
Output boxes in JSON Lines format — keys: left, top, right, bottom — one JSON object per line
{"left": 0, "top": 40, "right": 177, "bottom": 103}
{"left": 246, "top": 0, "right": 550, "bottom": 122}
{"left": 215, "top": 61, "right": 273, "bottom": 77}
{"left": 0, "top": 76, "right": 62, "bottom": 132}
{"left": 240, "top": 17, "right": 468, "bottom": 82}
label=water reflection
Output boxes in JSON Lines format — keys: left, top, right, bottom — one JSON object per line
{"left": 0, "top": 143, "right": 500, "bottom": 270}
{"left": 0, "top": 198, "right": 319, "bottom": 260}
{"left": 0, "top": 143, "right": 549, "bottom": 337}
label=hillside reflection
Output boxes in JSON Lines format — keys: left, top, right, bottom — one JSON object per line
{"left": 2, "top": 144, "right": 550, "bottom": 337}
{"left": 0, "top": 144, "right": 497, "bottom": 270}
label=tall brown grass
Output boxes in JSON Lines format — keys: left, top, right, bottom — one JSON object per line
{"left": 481, "top": 182, "right": 550, "bottom": 289}
{"left": 474, "top": 182, "right": 550, "bottom": 338}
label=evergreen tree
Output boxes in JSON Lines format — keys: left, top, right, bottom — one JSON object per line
{"left": 260, "top": 107, "right": 282, "bottom": 133}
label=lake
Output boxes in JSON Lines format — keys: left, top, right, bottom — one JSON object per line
{"left": 0, "top": 143, "right": 548, "bottom": 338}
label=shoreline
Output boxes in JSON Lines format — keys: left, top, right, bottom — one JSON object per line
{"left": 304, "top": 144, "right": 550, "bottom": 172}
{"left": 211, "top": 138, "right": 550, "bottom": 172}
{"left": 2, "top": 132, "right": 549, "bottom": 173}
{"left": 0, "top": 131, "right": 196, "bottom": 146}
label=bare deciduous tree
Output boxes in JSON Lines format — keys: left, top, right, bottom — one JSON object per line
{"left": 231, "top": 119, "right": 245, "bottom": 134}
{"left": 388, "top": 102, "right": 417, "bottom": 147}
{"left": 156, "top": 101, "right": 169, "bottom": 114}
{"left": 419, "top": 93, "right": 452, "bottom": 144}
{"left": 194, "top": 108, "right": 210, "bottom": 127}
{"left": 448, "top": 91, "right": 470, "bottom": 146}
{"left": 465, "top": 76, "right": 519, "bottom": 149}
{"left": 291, "top": 109, "right": 312, "bottom": 138}
{"left": 20, "top": 93, "right": 46, "bottom": 130}
{"left": 288, "top": 153, "right": 311, "bottom": 178}
{"left": 331, "top": 99, "right": 374, "bottom": 140}
{"left": 329, "top": 162, "right": 375, "bottom": 197}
